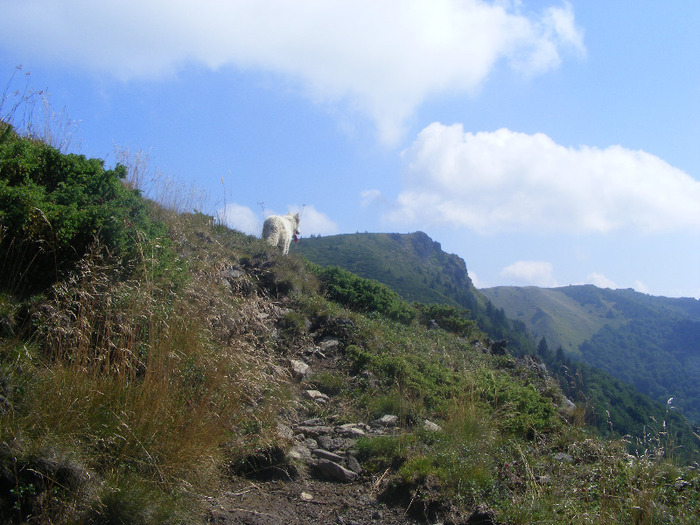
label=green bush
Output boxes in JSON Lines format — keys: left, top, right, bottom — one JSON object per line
{"left": 0, "top": 124, "right": 168, "bottom": 295}
{"left": 356, "top": 434, "right": 414, "bottom": 473}
{"left": 314, "top": 265, "right": 415, "bottom": 323}
{"left": 416, "top": 303, "right": 479, "bottom": 336}
{"left": 478, "top": 369, "right": 558, "bottom": 438}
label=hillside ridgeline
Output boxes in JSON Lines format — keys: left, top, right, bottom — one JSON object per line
{"left": 1, "top": 124, "right": 699, "bottom": 523}
{"left": 297, "top": 233, "right": 700, "bottom": 452}
{"left": 296, "top": 232, "right": 529, "bottom": 350}
{"left": 482, "top": 285, "right": 700, "bottom": 423}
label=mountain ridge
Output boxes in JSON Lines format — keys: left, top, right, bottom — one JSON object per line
{"left": 295, "top": 231, "right": 539, "bottom": 357}
{"left": 297, "top": 231, "right": 700, "bottom": 429}
{"left": 482, "top": 284, "right": 700, "bottom": 421}
{"left": 295, "top": 231, "right": 474, "bottom": 307}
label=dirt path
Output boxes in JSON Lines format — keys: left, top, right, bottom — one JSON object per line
{"left": 201, "top": 304, "right": 495, "bottom": 525}
{"left": 201, "top": 333, "right": 431, "bottom": 524}
{"left": 204, "top": 339, "right": 428, "bottom": 524}
{"left": 208, "top": 476, "right": 420, "bottom": 525}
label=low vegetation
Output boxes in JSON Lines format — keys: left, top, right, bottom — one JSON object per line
{"left": 1, "top": 121, "right": 699, "bottom": 523}
{"left": 299, "top": 232, "right": 700, "bottom": 455}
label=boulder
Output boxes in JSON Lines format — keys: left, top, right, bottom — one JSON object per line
{"left": 295, "top": 425, "right": 334, "bottom": 437}
{"left": 315, "top": 459, "right": 358, "bottom": 482}
{"left": 304, "top": 389, "right": 330, "bottom": 404}
{"left": 290, "top": 359, "right": 311, "bottom": 379}
{"left": 371, "top": 414, "right": 399, "bottom": 428}
{"left": 336, "top": 423, "right": 366, "bottom": 438}
{"left": 312, "top": 449, "right": 345, "bottom": 462}
{"left": 423, "top": 419, "right": 442, "bottom": 432}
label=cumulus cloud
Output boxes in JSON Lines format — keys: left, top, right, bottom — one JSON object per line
{"left": 632, "top": 281, "right": 650, "bottom": 295}
{"left": 586, "top": 272, "right": 618, "bottom": 290}
{"left": 294, "top": 205, "right": 340, "bottom": 236}
{"left": 501, "top": 260, "right": 558, "bottom": 287}
{"left": 467, "top": 269, "right": 485, "bottom": 289}
{"left": 360, "top": 189, "right": 383, "bottom": 207}
{"left": 217, "top": 203, "right": 261, "bottom": 236}
{"left": 392, "top": 123, "right": 700, "bottom": 234}
{"left": 0, "top": 0, "right": 584, "bottom": 143}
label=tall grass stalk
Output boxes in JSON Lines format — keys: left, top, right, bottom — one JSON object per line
{"left": 29, "top": 271, "right": 236, "bottom": 490}
{"left": 1, "top": 66, "right": 80, "bottom": 153}
{"left": 115, "top": 145, "right": 210, "bottom": 215}
{"left": 0, "top": 234, "right": 293, "bottom": 521}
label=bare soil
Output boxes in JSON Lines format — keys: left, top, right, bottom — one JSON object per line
{"left": 208, "top": 475, "right": 423, "bottom": 525}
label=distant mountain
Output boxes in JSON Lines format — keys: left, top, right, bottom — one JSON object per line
{"left": 482, "top": 285, "right": 700, "bottom": 422}
{"left": 296, "top": 232, "right": 700, "bottom": 442}
{"left": 294, "top": 232, "right": 531, "bottom": 351}
{"left": 295, "top": 231, "right": 475, "bottom": 307}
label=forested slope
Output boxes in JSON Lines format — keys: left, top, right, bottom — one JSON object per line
{"left": 483, "top": 285, "right": 700, "bottom": 422}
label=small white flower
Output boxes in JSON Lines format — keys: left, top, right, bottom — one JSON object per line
{"left": 667, "top": 397, "right": 674, "bottom": 405}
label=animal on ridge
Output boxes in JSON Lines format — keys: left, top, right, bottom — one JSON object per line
{"left": 261, "top": 212, "right": 301, "bottom": 255}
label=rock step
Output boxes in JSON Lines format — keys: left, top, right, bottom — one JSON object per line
{"left": 315, "top": 459, "right": 358, "bottom": 482}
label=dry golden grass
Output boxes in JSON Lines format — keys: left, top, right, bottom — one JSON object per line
{"left": 0, "top": 222, "right": 298, "bottom": 521}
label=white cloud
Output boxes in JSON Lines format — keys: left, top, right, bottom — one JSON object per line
{"left": 501, "top": 260, "right": 558, "bottom": 287}
{"left": 392, "top": 123, "right": 700, "bottom": 234}
{"left": 360, "top": 189, "right": 383, "bottom": 207}
{"left": 586, "top": 272, "right": 618, "bottom": 289}
{"left": 467, "top": 269, "right": 485, "bottom": 289}
{"left": 217, "top": 203, "right": 260, "bottom": 236}
{"left": 216, "top": 202, "right": 339, "bottom": 237}
{"left": 0, "top": 0, "right": 584, "bottom": 144}
{"left": 633, "top": 280, "right": 649, "bottom": 295}
{"left": 293, "top": 205, "right": 339, "bottom": 237}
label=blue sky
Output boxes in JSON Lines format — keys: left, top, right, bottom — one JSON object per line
{"left": 1, "top": 1, "right": 699, "bottom": 298}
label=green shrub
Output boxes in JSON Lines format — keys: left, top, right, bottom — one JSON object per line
{"left": 0, "top": 124, "right": 169, "bottom": 295}
{"left": 478, "top": 369, "right": 558, "bottom": 438}
{"left": 416, "top": 303, "right": 479, "bottom": 337}
{"left": 356, "top": 434, "right": 414, "bottom": 473}
{"left": 314, "top": 265, "right": 416, "bottom": 323}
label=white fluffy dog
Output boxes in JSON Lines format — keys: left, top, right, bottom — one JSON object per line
{"left": 262, "top": 212, "right": 301, "bottom": 255}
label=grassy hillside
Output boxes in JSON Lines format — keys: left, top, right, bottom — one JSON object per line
{"left": 480, "top": 286, "right": 621, "bottom": 355}
{"left": 296, "top": 232, "right": 534, "bottom": 353}
{"left": 297, "top": 232, "right": 700, "bottom": 457}
{"left": 295, "top": 232, "right": 475, "bottom": 308}
{"left": 483, "top": 285, "right": 700, "bottom": 423}
{"left": 2, "top": 124, "right": 700, "bottom": 523}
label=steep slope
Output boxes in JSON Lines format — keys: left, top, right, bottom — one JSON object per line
{"left": 295, "top": 232, "right": 700, "bottom": 443}
{"left": 295, "top": 231, "right": 476, "bottom": 308}
{"left": 482, "top": 285, "right": 700, "bottom": 422}
{"left": 3, "top": 124, "right": 700, "bottom": 524}
{"left": 295, "top": 232, "right": 532, "bottom": 353}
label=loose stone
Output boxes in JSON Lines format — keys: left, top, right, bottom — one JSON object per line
{"left": 312, "top": 449, "right": 345, "bottom": 463}
{"left": 315, "top": 459, "right": 358, "bottom": 482}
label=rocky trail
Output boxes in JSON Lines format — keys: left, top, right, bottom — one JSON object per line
{"left": 206, "top": 371, "right": 494, "bottom": 525}
{"left": 199, "top": 295, "right": 496, "bottom": 525}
